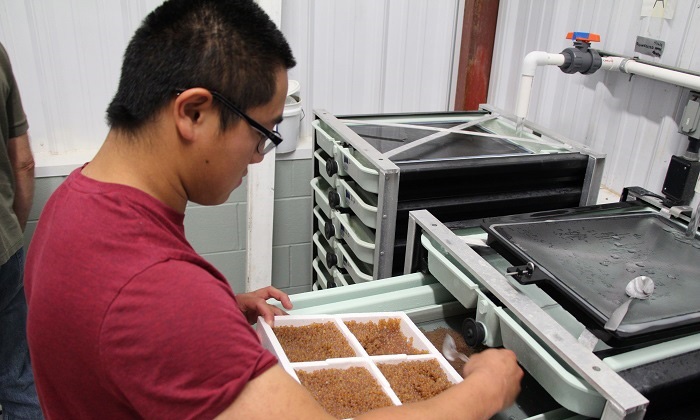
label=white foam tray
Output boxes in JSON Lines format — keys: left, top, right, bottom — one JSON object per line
{"left": 257, "top": 312, "right": 463, "bottom": 414}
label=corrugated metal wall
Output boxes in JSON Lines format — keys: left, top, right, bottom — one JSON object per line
{"left": 489, "top": 0, "right": 700, "bottom": 199}
{"left": 282, "top": 0, "right": 462, "bottom": 139}
{"left": 2, "top": 0, "right": 462, "bottom": 155}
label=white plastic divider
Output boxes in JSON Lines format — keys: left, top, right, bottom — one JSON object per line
{"left": 256, "top": 312, "right": 464, "bottom": 411}
{"left": 312, "top": 258, "right": 331, "bottom": 289}
{"left": 314, "top": 149, "right": 338, "bottom": 187}
{"left": 313, "top": 206, "right": 332, "bottom": 239}
{"left": 337, "top": 178, "right": 378, "bottom": 228}
{"left": 311, "top": 120, "right": 338, "bottom": 156}
{"left": 335, "top": 240, "right": 373, "bottom": 284}
{"left": 312, "top": 232, "right": 334, "bottom": 272}
{"left": 335, "top": 146, "right": 379, "bottom": 194}
{"left": 333, "top": 268, "right": 355, "bottom": 287}
{"left": 310, "top": 177, "right": 333, "bottom": 218}
{"left": 332, "top": 211, "right": 376, "bottom": 264}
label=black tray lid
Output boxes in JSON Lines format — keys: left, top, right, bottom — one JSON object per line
{"left": 483, "top": 212, "right": 700, "bottom": 339}
{"left": 346, "top": 122, "right": 531, "bottom": 162}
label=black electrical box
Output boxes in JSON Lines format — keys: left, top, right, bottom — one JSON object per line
{"left": 662, "top": 155, "right": 700, "bottom": 205}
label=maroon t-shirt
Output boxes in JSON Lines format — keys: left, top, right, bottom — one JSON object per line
{"left": 25, "top": 168, "right": 277, "bottom": 420}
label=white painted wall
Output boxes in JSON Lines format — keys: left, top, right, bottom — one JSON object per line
{"left": 489, "top": 0, "right": 700, "bottom": 201}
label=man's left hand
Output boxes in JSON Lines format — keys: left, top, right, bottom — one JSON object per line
{"left": 237, "top": 286, "right": 293, "bottom": 327}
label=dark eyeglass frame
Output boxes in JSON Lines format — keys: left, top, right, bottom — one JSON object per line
{"left": 175, "top": 88, "right": 283, "bottom": 155}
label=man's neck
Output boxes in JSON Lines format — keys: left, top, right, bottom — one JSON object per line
{"left": 82, "top": 128, "right": 188, "bottom": 213}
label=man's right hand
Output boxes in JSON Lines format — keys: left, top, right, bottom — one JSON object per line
{"left": 462, "top": 348, "right": 524, "bottom": 414}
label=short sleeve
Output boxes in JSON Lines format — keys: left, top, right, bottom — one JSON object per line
{"left": 98, "top": 260, "right": 278, "bottom": 420}
{"left": 0, "top": 44, "right": 28, "bottom": 139}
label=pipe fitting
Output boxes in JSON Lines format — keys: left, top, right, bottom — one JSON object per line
{"left": 559, "top": 42, "right": 602, "bottom": 74}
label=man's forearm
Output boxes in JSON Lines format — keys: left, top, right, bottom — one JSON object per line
{"left": 13, "top": 161, "right": 34, "bottom": 230}
{"left": 356, "top": 370, "right": 501, "bottom": 420}
{"left": 8, "top": 134, "right": 35, "bottom": 231}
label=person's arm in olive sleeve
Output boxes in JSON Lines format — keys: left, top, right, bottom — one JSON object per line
{"left": 2, "top": 43, "right": 34, "bottom": 231}
{"left": 7, "top": 133, "right": 34, "bottom": 231}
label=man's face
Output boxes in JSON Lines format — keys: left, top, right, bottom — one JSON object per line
{"left": 189, "top": 69, "right": 288, "bottom": 205}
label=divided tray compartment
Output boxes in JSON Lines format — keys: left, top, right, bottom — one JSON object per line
{"left": 291, "top": 358, "right": 402, "bottom": 414}
{"left": 257, "top": 312, "right": 463, "bottom": 416}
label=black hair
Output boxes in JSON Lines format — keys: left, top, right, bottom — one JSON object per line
{"left": 106, "top": 0, "right": 295, "bottom": 134}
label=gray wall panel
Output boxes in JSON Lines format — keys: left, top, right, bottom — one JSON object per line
{"left": 184, "top": 204, "right": 239, "bottom": 254}
{"left": 237, "top": 203, "right": 248, "bottom": 250}
{"left": 284, "top": 285, "right": 312, "bottom": 295}
{"left": 201, "top": 250, "right": 247, "bottom": 294}
{"left": 23, "top": 221, "right": 38, "bottom": 254}
{"left": 290, "top": 243, "right": 312, "bottom": 287}
{"left": 272, "top": 196, "right": 312, "bottom": 247}
{"left": 29, "top": 176, "right": 67, "bottom": 221}
{"left": 271, "top": 245, "right": 291, "bottom": 289}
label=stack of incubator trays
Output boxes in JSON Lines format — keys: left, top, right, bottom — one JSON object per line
{"left": 310, "top": 122, "right": 380, "bottom": 289}
{"left": 257, "top": 312, "right": 462, "bottom": 418}
{"left": 309, "top": 108, "right": 603, "bottom": 288}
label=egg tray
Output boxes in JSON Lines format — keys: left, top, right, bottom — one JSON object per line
{"left": 257, "top": 312, "right": 463, "bottom": 412}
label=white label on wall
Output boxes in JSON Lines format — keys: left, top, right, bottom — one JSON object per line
{"left": 641, "top": 0, "right": 676, "bottom": 19}
{"left": 635, "top": 36, "right": 665, "bottom": 58}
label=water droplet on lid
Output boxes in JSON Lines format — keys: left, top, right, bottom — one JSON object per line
{"left": 626, "top": 267, "right": 636, "bottom": 272}
{"left": 611, "top": 254, "right": 620, "bottom": 259}
{"left": 627, "top": 249, "right": 636, "bottom": 253}
{"left": 614, "top": 242, "right": 623, "bottom": 247}
{"left": 612, "top": 235, "right": 620, "bottom": 240}
{"left": 635, "top": 262, "right": 645, "bottom": 267}
{"left": 667, "top": 274, "right": 676, "bottom": 279}
{"left": 599, "top": 261, "right": 610, "bottom": 266}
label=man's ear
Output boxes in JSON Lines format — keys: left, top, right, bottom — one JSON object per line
{"left": 173, "top": 88, "right": 214, "bottom": 142}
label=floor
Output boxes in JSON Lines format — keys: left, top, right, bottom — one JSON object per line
{"left": 596, "top": 185, "right": 621, "bottom": 204}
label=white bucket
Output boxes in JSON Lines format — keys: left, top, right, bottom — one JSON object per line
{"left": 276, "top": 95, "right": 303, "bottom": 154}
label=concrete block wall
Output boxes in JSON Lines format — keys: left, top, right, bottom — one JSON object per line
{"left": 23, "top": 156, "right": 313, "bottom": 296}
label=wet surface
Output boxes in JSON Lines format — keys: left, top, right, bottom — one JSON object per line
{"left": 490, "top": 213, "right": 700, "bottom": 334}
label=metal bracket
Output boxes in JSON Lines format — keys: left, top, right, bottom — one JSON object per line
{"left": 406, "top": 209, "right": 649, "bottom": 420}
{"left": 382, "top": 114, "right": 498, "bottom": 159}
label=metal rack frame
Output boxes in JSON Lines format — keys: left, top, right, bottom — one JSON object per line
{"left": 313, "top": 106, "right": 607, "bottom": 281}
{"left": 314, "top": 110, "right": 400, "bottom": 279}
{"left": 404, "top": 209, "right": 648, "bottom": 420}
{"left": 479, "top": 104, "right": 606, "bottom": 206}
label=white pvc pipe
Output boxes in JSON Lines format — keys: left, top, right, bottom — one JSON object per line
{"left": 515, "top": 52, "right": 566, "bottom": 120}
{"left": 600, "top": 56, "right": 700, "bottom": 92}
{"left": 515, "top": 51, "right": 700, "bottom": 121}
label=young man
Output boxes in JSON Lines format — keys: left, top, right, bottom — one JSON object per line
{"left": 0, "top": 42, "right": 42, "bottom": 420}
{"left": 25, "top": 1, "right": 522, "bottom": 419}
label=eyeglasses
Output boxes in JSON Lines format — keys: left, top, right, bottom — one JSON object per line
{"left": 175, "top": 88, "right": 283, "bottom": 155}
